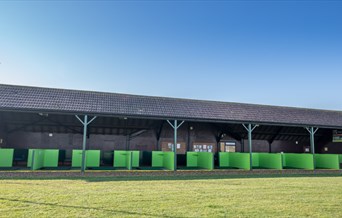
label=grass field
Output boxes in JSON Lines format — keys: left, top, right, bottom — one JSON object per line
{"left": 0, "top": 174, "right": 342, "bottom": 217}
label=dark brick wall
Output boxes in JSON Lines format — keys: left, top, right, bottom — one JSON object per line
{"left": 0, "top": 124, "right": 6, "bottom": 147}
{"left": 317, "top": 142, "right": 342, "bottom": 154}
{"left": 240, "top": 140, "right": 307, "bottom": 153}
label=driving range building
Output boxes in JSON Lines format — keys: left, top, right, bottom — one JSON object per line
{"left": 0, "top": 84, "right": 341, "bottom": 171}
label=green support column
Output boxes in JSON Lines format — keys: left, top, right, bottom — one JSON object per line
{"left": 167, "top": 119, "right": 184, "bottom": 171}
{"left": 306, "top": 127, "right": 319, "bottom": 170}
{"left": 248, "top": 124, "right": 252, "bottom": 171}
{"left": 173, "top": 120, "right": 177, "bottom": 171}
{"left": 76, "top": 115, "right": 97, "bottom": 173}
{"left": 243, "top": 123, "right": 258, "bottom": 171}
{"left": 81, "top": 115, "right": 88, "bottom": 173}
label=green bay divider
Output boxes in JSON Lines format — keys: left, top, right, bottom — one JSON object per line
{"left": 28, "top": 149, "right": 44, "bottom": 170}
{"left": 43, "top": 150, "right": 59, "bottom": 167}
{"left": 114, "top": 150, "right": 140, "bottom": 169}
{"left": 152, "top": 151, "right": 174, "bottom": 170}
{"left": 28, "top": 149, "right": 59, "bottom": 170}
{"left": 86, "top": 150, "right": 101, "bottom": 167}
{"left": 187, "top": 152, "right": 198, "bottom": 167}
{"left": 219, "top": 152, "right": 250, "bottom": 170}
{"left": 71, "top": 150, "right": 82, "bottom": 167}
{"left": 0, "top": 148, "right": 14, "bottom": 167}
{"left": 315, "top": 154, "right": 340, "bottom": 169}
{"left": 72, "top": 150, "right": 101, "bottom": 168}
{"left": 339, "top": 155, "right": 342, "bottom": 164}
{"left": 186, "top": 152, "right": 213, "bottom": 170}
{"left": 252, "top": 153, "right": 282, "bottom": 169}
{"left": 282, "top": 153, "right": 314, "bottom": 170}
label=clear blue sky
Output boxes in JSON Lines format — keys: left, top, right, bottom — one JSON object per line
{"left": 0, "top": 1, "right": 341, "bottom": 110}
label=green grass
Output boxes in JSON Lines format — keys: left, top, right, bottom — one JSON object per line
{"left": 0, "top": 175, "right": 342, "bottom": 217}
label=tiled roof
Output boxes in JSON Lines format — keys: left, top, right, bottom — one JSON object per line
{"left": 0, "top": 84, "right": 341, "bottom": 128}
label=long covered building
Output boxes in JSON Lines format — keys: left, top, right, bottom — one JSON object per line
{"left": 0, "top": 84, "right": 341, "bottom": 171}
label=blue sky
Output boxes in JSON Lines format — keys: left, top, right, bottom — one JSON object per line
{"left": 0, "top": 1, "right": 341, "bottom": 110}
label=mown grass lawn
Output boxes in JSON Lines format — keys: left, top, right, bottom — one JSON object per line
{"left": 0, "top": 174, "right": 341, "bottom": 217}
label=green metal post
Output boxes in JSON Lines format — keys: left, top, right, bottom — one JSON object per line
{"left": 174, "top": 120, "right": 177, "bottom": 171}
{"left": 76, "top": 115, "right": 97, "bottom": 173}
{"left": 310, "top": 127, "right": 315, "bottom": 154}
{"left": 167, "top": 120, "right": 184, "bottom": 171}
{"left": 81, "top": 115, "right": 88, "bottom": 173}
{"left": 306, "top": 127, "right": 318, "bottom": 170}
{"left": 248, "top": 124, "right": 253, "bottom": 171}
{"left": 243, "top": 123, "right": 257, "bottom": 171}
{"left": 310, "top": 127, "right": 316, "bottom": 170}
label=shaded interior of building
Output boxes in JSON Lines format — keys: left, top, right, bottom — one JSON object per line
{"left": 1, "top": 110, "right": 341, "bottom": 170}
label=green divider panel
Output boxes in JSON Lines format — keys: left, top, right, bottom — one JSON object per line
{"left": 252, "top": 153, "right": 282, "bottom": 169}
{"left": 315, "top": 154, "right": 340, "bottom": 169}
{"left": 0, "top": 148, "right": 14, "bottom": 167}
{"left": 252, "top": 153, "right": 260, "bottom": 168}
{"left": 114, "top": 151, "right": 128, "bottom": 167}
{"left": 27, "top": 149, "right": 34, "bottom": 167}
{"left": 86, "top": 150, "right": 101, "bottom": 167}
{"left": 339, "top": 155, "right": 342, "bottom": 164}
{"left": 72, "top": 150, "right": 83, "bottom": 167}
{"left": 114, "top": 150, "right": 140, "bottom": 169}
{"left": 152, "top": 151, "right": 174, "bottom": 170}
{"left": 28, "top": 149, "right": 45, "bottom": 170}
{"left": 198, "top": 152, "right": 213, "bottom": 170}
{"left": 186, "top": 152, "right": 198, "bottom": 167}
{"left": 219, "top": 152, "right": 250, "bottom": 170}
{"left": 72, "top": 150, "right": 100, "bottom": 168}
{"left": 282, "top": 153, "right": 314, "bottom": 170}
{"left": 163, "top": 152, "right": 175, "bottom": 170}
{"left": 219, "top": 153, "right": 229, "bottom": 167}
{"left": 131, "top": 151, "right": 140, "bottom": 167}
{"left": 126, "top": 153, "right": 132, "bottom": 169}
{"left": 152, "top": 151, "right": 163, "bottom": 167}
{"left": 43, "top": 149, "right": 59, "bottom": 167}
{"left": 186, "top": 152, "right": 213, "bottom": 170}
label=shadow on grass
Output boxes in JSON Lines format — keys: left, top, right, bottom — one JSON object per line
{"left": 0, "top": 172, "right": 341, "bottom": 182}
{"left": 0, "top": 197, "right": 176, "bottom": 218}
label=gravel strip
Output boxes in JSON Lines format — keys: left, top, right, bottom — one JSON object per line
{"left": 0, "top": 169, "right": 341, "bottom": 179}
